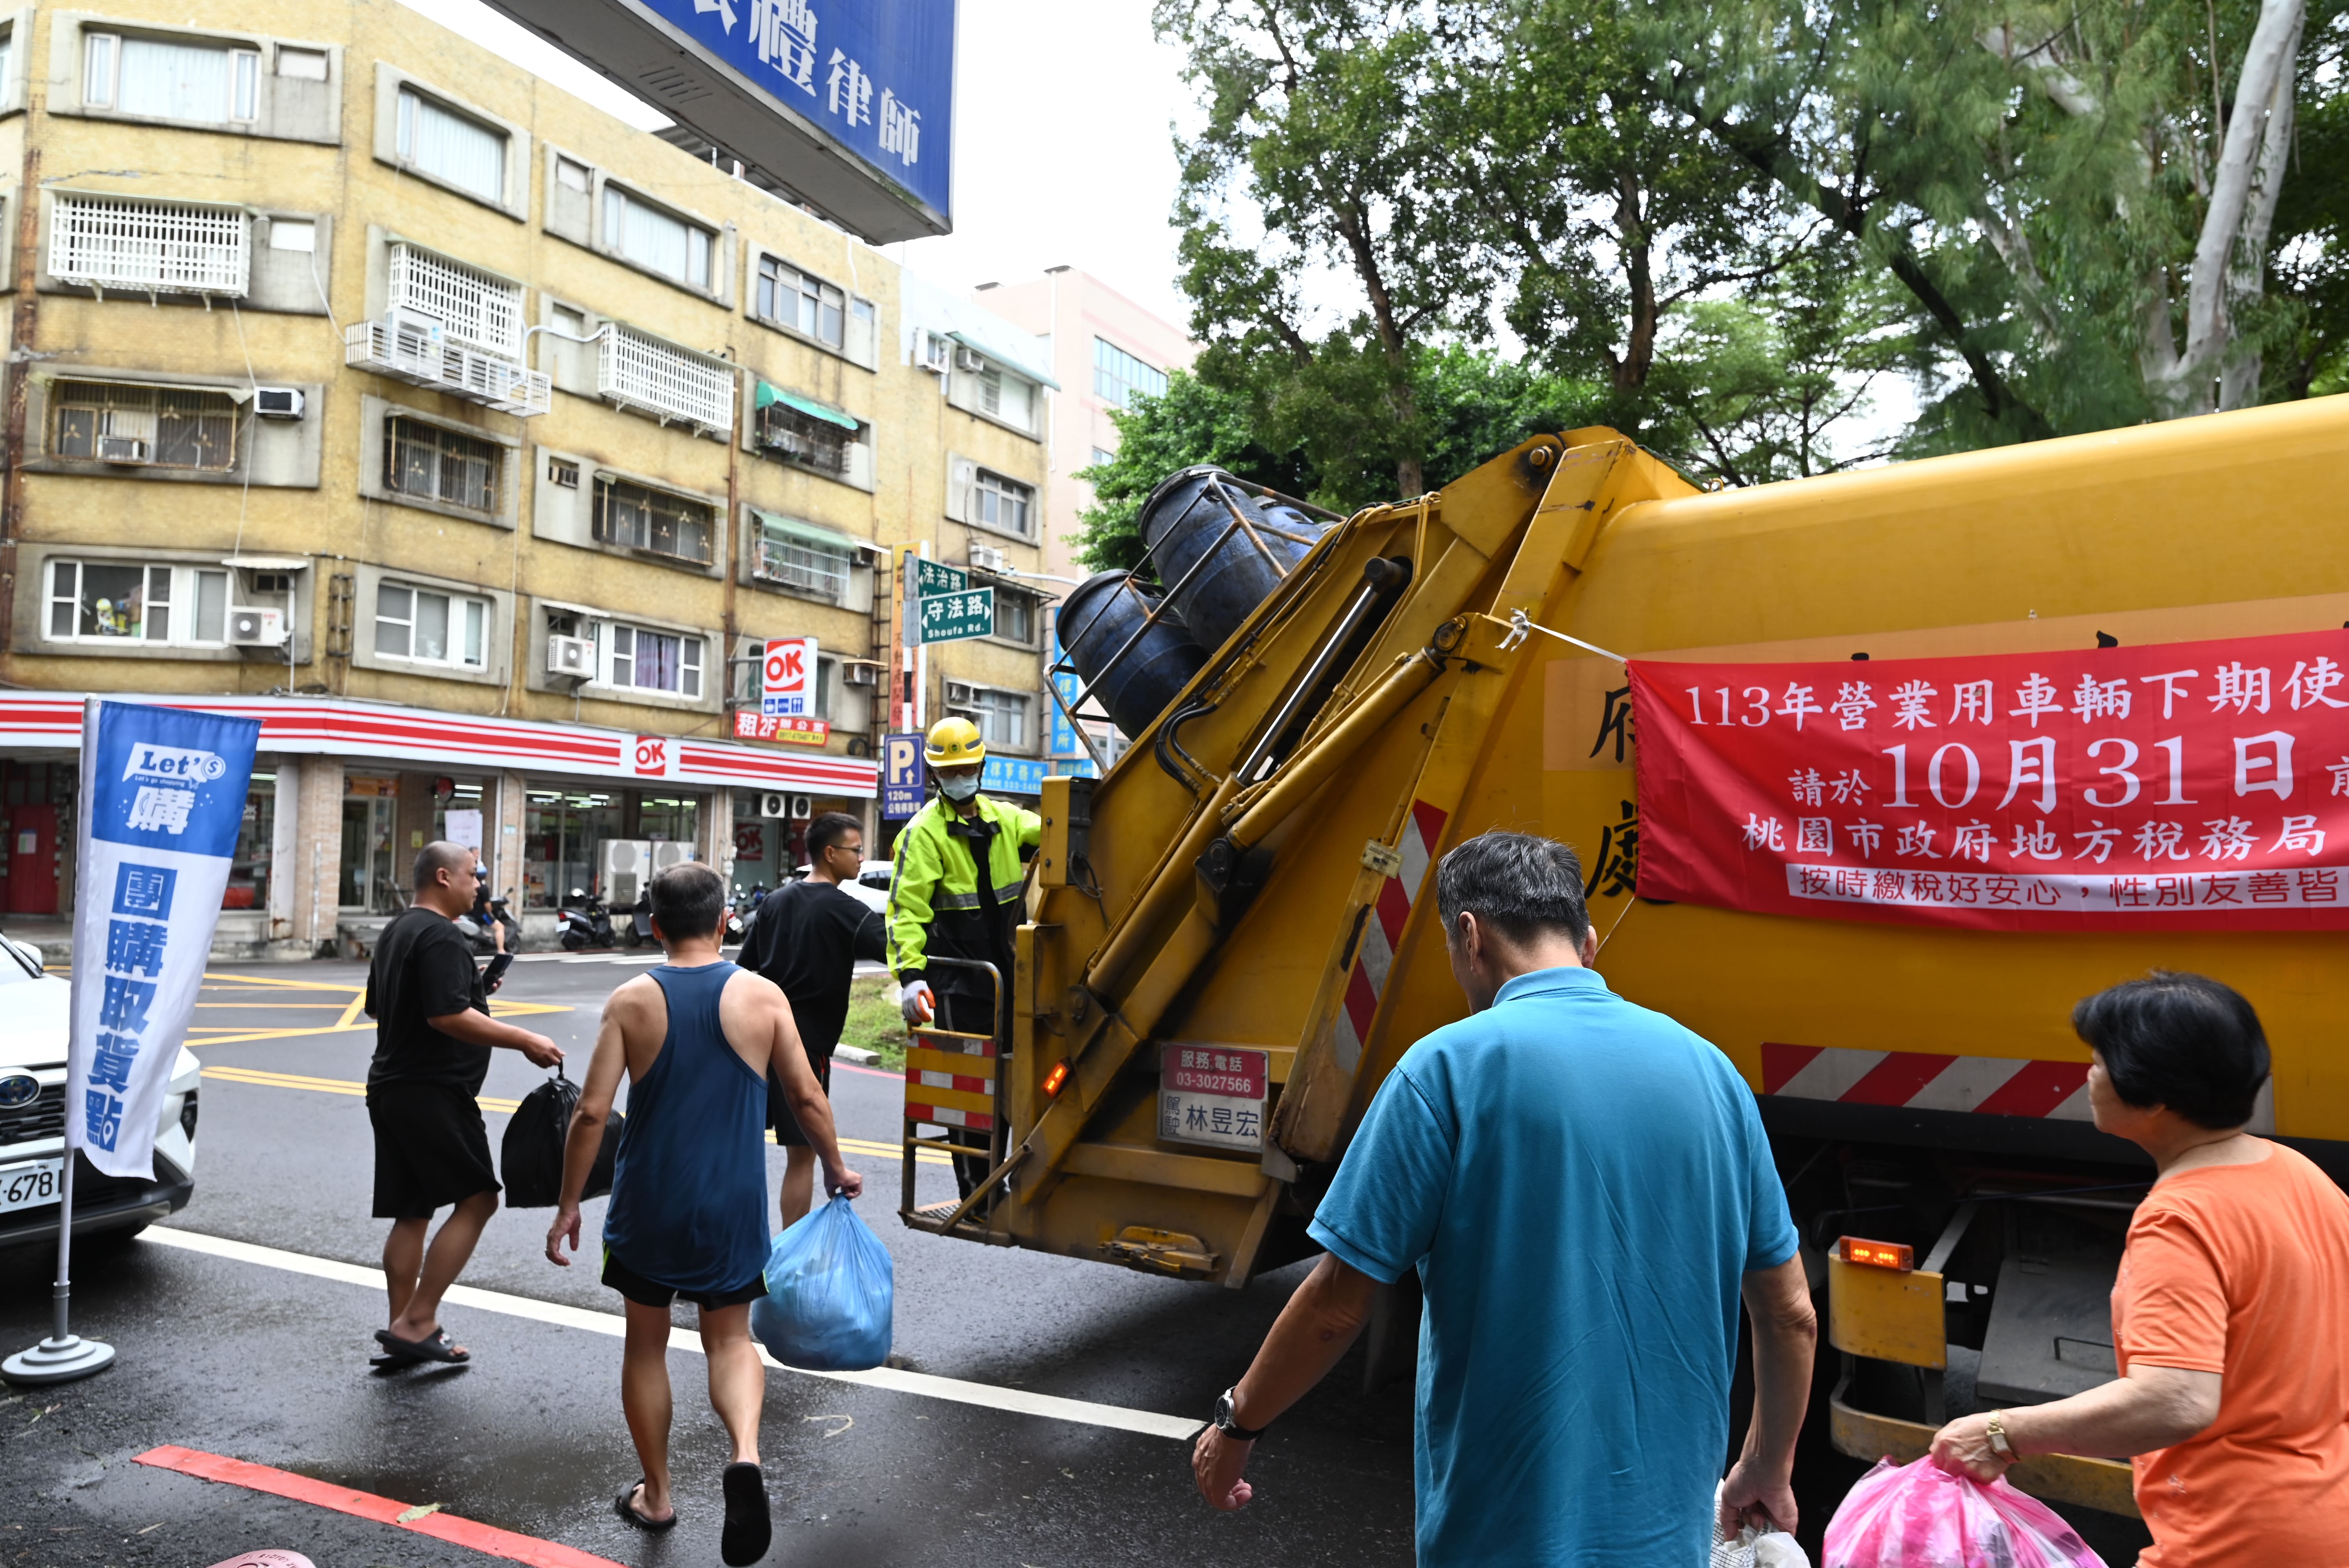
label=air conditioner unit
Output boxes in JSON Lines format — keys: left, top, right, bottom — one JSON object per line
{"left": 253, "top": 387, "right": 305, "bottom": 420}
{"left": 599, "top": 838, "right": 652, "bottom": 907}
{"left": 650, "top": 840, "right": 695, "bottom": 872}
{"left": 843, "top": 663, "right": 878, "bottom": 688}
{"left": 227, "top": 608, "right": 285, "bottom": 647}
{"left": 920, "top": 332, "right": 951, "bottom": 374}
{"left": 968, "top": 545, "right": 1009, "bottom": 574}
{"left": 95, "top": 435, "right": 148, "bottom": 464}
{"left": 546, "top": 633, "right": 594, "bottom": 680}
{"left": 756, "top": 793, "right": 815, "bottom": 821}
{"left": 953, "top": 346, "right": 986, "bottom": 373}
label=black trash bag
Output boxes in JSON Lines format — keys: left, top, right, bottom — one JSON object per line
{"left": 500, "top": 1068, "right": 624, "bottom": 1207}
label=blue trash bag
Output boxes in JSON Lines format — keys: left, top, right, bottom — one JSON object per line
{"left": 749, "top": 1194, "right": 893, "bottom": 1372}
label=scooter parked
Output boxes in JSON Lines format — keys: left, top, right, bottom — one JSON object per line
{"left": 619, "top": 894, "right": 657, "bottom": 950}
{"left": 555, "top": 888, "right": 615, "bottom": 951}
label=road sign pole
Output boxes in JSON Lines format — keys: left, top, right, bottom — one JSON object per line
{"left": 5, "top": 699, "right": 113, "bottom": 1387}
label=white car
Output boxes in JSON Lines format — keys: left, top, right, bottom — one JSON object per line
{"left": 787, "top": 862, "right": 891, "bottom": 914}
{"left": 0, "top": 934, "right": 200, "bottom": 1251}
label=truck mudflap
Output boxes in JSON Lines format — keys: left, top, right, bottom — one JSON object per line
{"left": 1827, "top": 1225, "right": 2140, "bottom": 1520}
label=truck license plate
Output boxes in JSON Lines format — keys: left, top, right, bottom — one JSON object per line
{"left": 0, "top": 1158, "right": 65, "bottom": 1215}
{"left": 1160, "top": 1045, "right": 1269, "bottom": 1152}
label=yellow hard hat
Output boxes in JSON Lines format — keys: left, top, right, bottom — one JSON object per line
{"left": 925, "top": 715, "right": 986, "bottom": 767}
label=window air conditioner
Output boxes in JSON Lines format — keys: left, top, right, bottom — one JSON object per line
{"left": 253, "top": 387, "right": 305, "bottom": 420}
{"left": 920, "top": 332, "right": 951, "bottom": 374}
{"left": 650, "top": 841, "right": 695, "bottom": 872}
{"left": 95, "top": 435, "right": 149, "bottom": 463}
{"left": 953, "top": 346, "right": 986, "bottom": 373}
{"left": 945, "top": 681, "right": 978, "bottom": 706}
{"left": 968, "top": 545, "right": 1008, "bottom": 574}
{"left": 843, "top": 663, "right": 878, "bottom": 688}
{"left": 546, "top": 633, "right": 594, "bottom": 680}
{"left": 227, "top": 608, "right": 285, "bottom": 647}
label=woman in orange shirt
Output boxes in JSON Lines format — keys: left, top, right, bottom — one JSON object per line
{"left": 1930, "top": 972, "right": 2349, "bottom": 1565}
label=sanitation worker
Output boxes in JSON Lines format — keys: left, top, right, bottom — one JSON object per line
{"left": 887, "top": 715, "right": 1040, "bottom": 1196}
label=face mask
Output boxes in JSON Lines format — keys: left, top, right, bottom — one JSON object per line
{"left": 938, "top": 772, "right": 981, "bottom": 803}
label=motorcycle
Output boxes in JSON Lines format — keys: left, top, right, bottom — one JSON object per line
{"left": 455, "top": 882, "right": 522, "bottom": 992}
{"left": 619, "top": 894, "right": 657, "bottom": 950}
{"left": 555, "top": 888, "right": 615, "bottom": 951}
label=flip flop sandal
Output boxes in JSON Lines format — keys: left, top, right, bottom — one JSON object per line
{"left": 613, "top": 1482, "right": 677, "bottom": 1532}
{"left": 720, "top": 1461, "right": 771, "bottom": 1566}
{"left": 374, "top": 1327, "right": 469, "bottom": 1364}
{"left": 205, "top": 1555, "right": 317, "bottom": 1568}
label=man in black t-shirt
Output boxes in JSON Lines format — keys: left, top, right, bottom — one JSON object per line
{"left": 741, "top": 813, "right": 885, "bottom": 1224}
{"left": 365, "top": 841, "right": 563, "bottom": 1364}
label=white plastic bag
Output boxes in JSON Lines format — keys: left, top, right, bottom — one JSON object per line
{"left": 1714, "top": 1482, "right": 1813, "bottom": 1568}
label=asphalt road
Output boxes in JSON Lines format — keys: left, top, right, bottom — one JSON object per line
{"left": 1, "top": 953, "right": 1419, "bottom": 1568}
{"left": 2, "top": 953, "right": 2150, "bottom": 1567}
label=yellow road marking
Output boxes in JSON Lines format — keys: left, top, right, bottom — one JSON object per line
{"left": 196, "top": 1066, "right": 943, "bottom": 1162}
{"left": 334, "top": 991, "right": 370, "bottom": 1030}
{"left": 203, "top": 971, "right": 362, "bottom": 992}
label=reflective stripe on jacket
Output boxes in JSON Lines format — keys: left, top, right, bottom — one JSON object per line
{"left": 886, "top": 793, "right": 1041, "bottom": 985}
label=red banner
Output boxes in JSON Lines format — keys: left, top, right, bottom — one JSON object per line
{"left": 1630, "top": 629, "right": 2349, "bottom": 929}
{"left": 731, "top": 711, "right": 832, "bottom": 747}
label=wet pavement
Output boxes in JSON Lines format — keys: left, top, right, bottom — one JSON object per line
{"left": 1, "top": 955, "right": 1418, "bottom": 1568}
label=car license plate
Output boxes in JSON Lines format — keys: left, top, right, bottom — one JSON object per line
{"left": 0, "top": 1158, "right": 66, "bottom": 1215}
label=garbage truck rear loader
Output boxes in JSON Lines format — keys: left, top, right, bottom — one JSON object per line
{"left": 897, "top": 401, "right": 2349, "bottom": 1519}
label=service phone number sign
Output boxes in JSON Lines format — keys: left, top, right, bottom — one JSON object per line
{"left": 1160, "top": 1044, "right": 1268, "bottom": 1151}
{"left": 1631, "top": 629, "right": 2349, "bottom": 930}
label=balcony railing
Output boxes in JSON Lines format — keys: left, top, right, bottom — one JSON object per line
{"left": 50, "top": 192, "right": 248, "bottom": 297}
{"left": 598, "top": 324, "right": 734, "bottom": 436}
{"left": 345, "top": 315, "right": 551, "bottom": 417}
{"left": 388, "top": 244, "right": 523, "bottom": 358}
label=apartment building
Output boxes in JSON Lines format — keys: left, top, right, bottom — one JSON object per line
{"left": 0, "top": 0, "right": 1054, "bottom": 954}
{"left": 975, "top": 269, "right": 1194, "bottom": 768}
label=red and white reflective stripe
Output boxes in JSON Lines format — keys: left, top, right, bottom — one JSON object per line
{"left": 908, "top": 1067, "right": 991, "bottom": 1094}
{"left": 907, "top": 1103, "right": 994, "bottom": 1131}
{"left": 1331, "top": 800, "right": 1448, "bottom": 1072}
{"left": 1759, "top": 1042, "right": 2276, "bottom": 1132}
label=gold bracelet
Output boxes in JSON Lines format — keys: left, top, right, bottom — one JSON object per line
{"left": 1986, "top": 1410, "right": 2018, "bottom": 1459}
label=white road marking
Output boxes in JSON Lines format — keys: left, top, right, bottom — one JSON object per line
{"left": 143, "top": 1226, "right": 1203, "bottom": 1443}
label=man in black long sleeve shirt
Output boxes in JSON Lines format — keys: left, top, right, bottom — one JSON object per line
{"left": 740, "top": 813, "right": 886, "bottom": 1223}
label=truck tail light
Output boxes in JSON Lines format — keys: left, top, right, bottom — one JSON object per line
{"left": 1041, "top": 1060, "right": 1070, "bottom": 1098}
{"left": 1839, "top": 1236, "right": 1913, "bottom": 1270}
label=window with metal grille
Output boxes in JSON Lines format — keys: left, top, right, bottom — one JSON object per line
{"left": 52, "top": 380, "right": 238, "bottom": 469}
{"left": 757, "top": 402, "right": 854, "bottom": 476}
{"left": 389, "top": 244, "right": 522, "bottom": 358}
{"left": 1093, "top": 338, "right": 1168, "bottom": 408}
{"left": 597, "top": 325, "right": 734, "bottom": 433}
{"left": 604, "top": 623, "right": 703, "bottom": 697}
{"left": 84, "top": 32, "right": 258, "bottom": 123}
{"left": 755, "top": 257, "right": 843, "bottom": 347}
{"left": 754, "top": 519, "right": 853, "bottom": 601}
{"left": 50, "top": 192, "right": 248, "bottom": 296}
{"left": 396, "top": 86, "right": 505, "bottom": 202}
{"left": 602, "top": 185, "right": 711, "bottom": 289}
{"left": 593, "top": 477, "right": 714, "bottom": 565}
{"left": 973, "top": 469, "right": 1034, "bottom": 538}
{"left": 385, "top": 416, "right": 498, "bottom": 512}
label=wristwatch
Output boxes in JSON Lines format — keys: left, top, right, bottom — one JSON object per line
{"left": 1212, "top": 1386, "right": 1269, "bottom": 1441}
{"left": 1986, "top": 1411, "right": 2018, "bottom": 1460}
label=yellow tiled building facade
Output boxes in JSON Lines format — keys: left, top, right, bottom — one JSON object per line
{"left": 0, "top": 0, "right": 1058, "bottom": 953}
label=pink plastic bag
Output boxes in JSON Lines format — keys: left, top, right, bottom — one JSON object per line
{"left": 1823, "top": 1458, "right": 2108, "bottom": 1568}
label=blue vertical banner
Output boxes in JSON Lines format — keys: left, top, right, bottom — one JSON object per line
{"left": 1046, "top": 612, "right": 1098, "bottom": 780}
{"left": 66, "top": 702, "right": 260, "bottom": 1179}
{"left": 635, "top": 0, "right": 955, "bottom": 220}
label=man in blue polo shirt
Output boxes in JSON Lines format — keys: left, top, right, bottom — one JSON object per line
{"left": 1192, "top": 832, "right": 1816, "bottom": 1563}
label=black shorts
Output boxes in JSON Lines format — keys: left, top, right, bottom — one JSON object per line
{"left": 367, "top": 1081, "right": 500, "bottom": 1220}
{"left": 601, "top": 1247, "right": 767, "bottom": 1312}
{"left": 770, "top": 1048, "right": 835, "bottom": 1147}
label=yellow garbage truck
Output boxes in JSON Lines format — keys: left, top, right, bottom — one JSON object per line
{"left": 896, "top": 397, "right": 2349, "bottom": 1517}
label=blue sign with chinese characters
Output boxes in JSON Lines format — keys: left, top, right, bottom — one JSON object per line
{"left": 636, "top": 0, "right": 955, "bottom": 220}
{"left": 68, "top": 702, "right": 259, "bottom": 1179}
{"left": 980, "top": 756, "right": 1048, "bottom": 796}
{"left": 881, "top": 730, "right": 925, "bottom": 820}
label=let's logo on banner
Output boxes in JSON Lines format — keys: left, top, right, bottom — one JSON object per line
{"left": 1630, "top": 629, "right": 2349, "bottom": 930}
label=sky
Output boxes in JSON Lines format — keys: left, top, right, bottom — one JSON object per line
{"left": 393, "top": 0, "right": 1201, "bottom": 332}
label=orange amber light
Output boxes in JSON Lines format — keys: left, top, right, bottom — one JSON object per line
{"left": 1839, "top": 1237, "right": 1915, "bottom": 1271}
{"left": 1042, "top": 1060, "right": 1071, "bottom": 1098}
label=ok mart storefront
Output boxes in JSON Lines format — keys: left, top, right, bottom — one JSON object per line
{"left": 0, "top": 691, "right": 877, "bottom": 957}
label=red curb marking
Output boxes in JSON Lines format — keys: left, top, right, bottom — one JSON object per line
{"left": 133, "top": 1447, "right": 625, "bottom": 1568}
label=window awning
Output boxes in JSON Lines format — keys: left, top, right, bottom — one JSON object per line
{"left": 946, "top": 332, "right": 1060, "bottom": 390}
{"left": 755, "top": 381, "right": 861, "bottom": 432}
{"left": 749, "top": 509, "right": 861, "bottom": 552}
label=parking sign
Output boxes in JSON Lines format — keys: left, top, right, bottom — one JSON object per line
{"left": 882, "top": 732, "right": 925, "bottom": 820}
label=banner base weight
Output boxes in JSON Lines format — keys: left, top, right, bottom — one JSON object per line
{"left": 3, "top": 1333, "right": 116, "bottom": 1385}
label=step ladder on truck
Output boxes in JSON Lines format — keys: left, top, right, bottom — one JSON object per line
{"left": 895, "top": 400, "right": 2349, "bottom": 1522}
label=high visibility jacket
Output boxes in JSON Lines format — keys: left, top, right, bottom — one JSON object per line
{"left": 886, "top": 793, "right": 1041, "bottom": 988}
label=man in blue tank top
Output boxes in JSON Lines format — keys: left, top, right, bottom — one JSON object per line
{"left": 545, "top": 861, "right": 862, "bottom": 1567}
